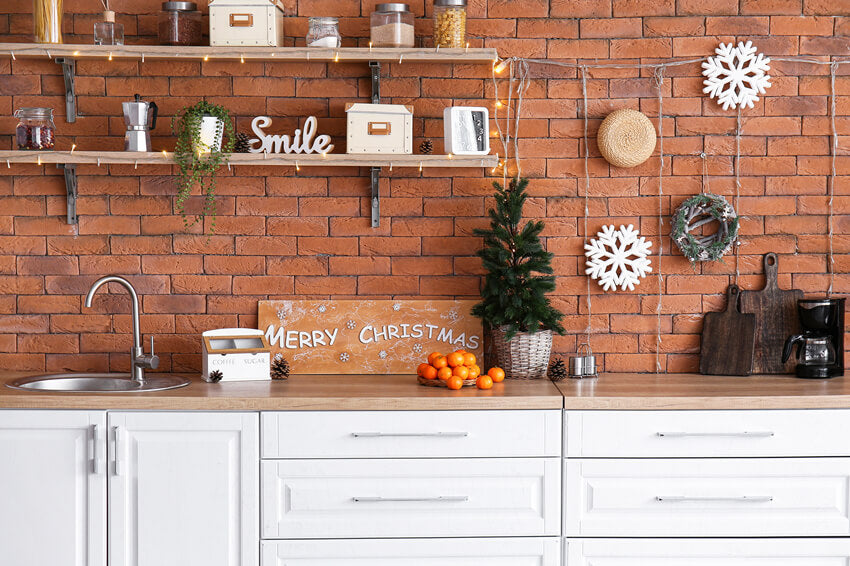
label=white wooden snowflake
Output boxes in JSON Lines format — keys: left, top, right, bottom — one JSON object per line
{"left": 585, "top": 224, "right": 653, "bottom": 292}
{"left": 702, "top": 41, "right": 771, "bottom": 111}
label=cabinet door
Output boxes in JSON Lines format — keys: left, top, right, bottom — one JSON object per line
{"left": 0, "top": 410, "right": 106, "bottom": 566}
{"left": 108, "top": 412, "right": 259, "bottom": 566}
{"left": 262, "top": 458, "right": 560, "bottom": 539}
{"left": 262, "top": 537, "right": 561, "bottom": 565}
{"left": 565, "top": 457, "right": 850, "bottom": 537}
{"left": 566, "top": 538, "right": 850, "bottom": 565}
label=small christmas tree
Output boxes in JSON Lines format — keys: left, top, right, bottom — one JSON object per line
{"left": 472, "top": 177, "right": 565, "bottom": 340}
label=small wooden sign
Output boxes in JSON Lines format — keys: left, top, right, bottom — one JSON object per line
{"left": 257, "top": 300, "right": 483, "bottom": 374}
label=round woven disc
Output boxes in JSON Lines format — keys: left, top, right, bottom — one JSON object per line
{"left": 597, "top": 109, "right": 657, "bottom": 168}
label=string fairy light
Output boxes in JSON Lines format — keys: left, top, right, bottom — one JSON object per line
{"left": 653, "top": 66, "right": 666, "bottom": 373}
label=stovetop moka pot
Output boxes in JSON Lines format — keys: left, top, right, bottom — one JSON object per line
{"left": 123, "top": 94, "right": 158, "bottom": 152}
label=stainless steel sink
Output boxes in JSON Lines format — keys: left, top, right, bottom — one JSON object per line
{"left": 7, "top": 373, "right": 191, "bottom": 393}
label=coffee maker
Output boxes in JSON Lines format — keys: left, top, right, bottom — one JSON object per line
{"left": 782, "top": 298, "right": 845, "bottom": 378}
{"left": 123, "top": 94, "right": 158, "bottom": 152}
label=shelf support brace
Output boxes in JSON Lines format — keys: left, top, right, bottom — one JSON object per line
{"left": 55, "top": 57, "right": 77, "bottom": 123}
{"left": 370, "top": 60, "right": 381, "bottom": 104}
{"left": 57, "top": 163, "right": 78, "bottom": 225}
{"left": 370, "top": 166, "right": 380, "bottom": 228}
{"left": 369, "top": 61, "right": 382, "bottom": 227}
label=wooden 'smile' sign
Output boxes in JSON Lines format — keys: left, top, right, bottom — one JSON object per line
{"left": 257, "top": 300, "right": 483, "bottom": 374}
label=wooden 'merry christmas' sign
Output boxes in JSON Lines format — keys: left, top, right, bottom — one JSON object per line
{"left": 257, "top": 300, "right": 483, "bottom": 374}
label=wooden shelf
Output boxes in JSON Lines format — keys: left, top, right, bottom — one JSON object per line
{"left": 0, "top": 151, "right": 497, "bottom": 168}
{"left": 0, "top": 43, "right": 499, "bottom": 64}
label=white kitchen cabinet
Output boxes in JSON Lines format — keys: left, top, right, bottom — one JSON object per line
{"left": 108, "top": 412, "right": 259, "bottom": 566}
{"left": 565, "top": 457, "right": 850, "bottom": 537}
{"left": 261, "top": 457, "right": 561, "bottom": 539}
{"left": 565, "top": 538, "right": 850, "bottom": 565}
{"left": 262, "top": 410, "right": 562, "bottom": 459}
{"left": 262, "top": 537, "right": 561, "bottom": 565}
{"left": 0, "top": 410, "right": 106, "bottom": 566}
{"left": 565, "top": 409, "right": 850, "bottom": 458}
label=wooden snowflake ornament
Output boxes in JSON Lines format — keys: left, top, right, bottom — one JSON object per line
{"left": 585, "top": 224, "right": 653, "bottom": 292}
{"left": 702, "top": 41, "right": 771, "bottom": 111}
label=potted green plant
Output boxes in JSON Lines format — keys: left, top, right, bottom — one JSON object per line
{"left": 172, "top": 100, "right": 235, "bottom": 234}
{"left": 472, "top": 177, "right": 565, "bottom": 379}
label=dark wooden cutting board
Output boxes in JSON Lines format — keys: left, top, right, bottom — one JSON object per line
{"left": 700, "top": 284, "right": 756, "bottom": 376}
{"left": 739, "top": 253, "right": 802, "bottom": 374}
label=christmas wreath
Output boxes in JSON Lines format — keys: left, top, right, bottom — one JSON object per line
{"left": 671, "top": 193, "right": 739, "bottom": 263}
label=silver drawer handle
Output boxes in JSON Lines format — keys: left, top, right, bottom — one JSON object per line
{"left": 351, "top": 432, "right": 469, "bottom": 438}
{"left": 656, "top": 495, "right": 773, "bottom": 503}
{"left": 656, "top": 431, "right": 774, "bottom": 438}
{"left": 352, "top": 495, "right": 469, "bottom": 503}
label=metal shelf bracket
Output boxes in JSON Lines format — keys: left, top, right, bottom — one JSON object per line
{"left": 55, "top": 57, "right": 77, "bottom": 123}
{"left": 57, "top": 163, "right": 77, "bottom": 224}
{"left": 369, "top": 61, "right": 382, "bottom": 227}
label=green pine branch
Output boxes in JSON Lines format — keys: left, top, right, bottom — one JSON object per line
{"left": 472, "top": 178, "right": 565, "bottom": 340}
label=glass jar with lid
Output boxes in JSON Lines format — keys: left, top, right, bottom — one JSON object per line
{"left": 306, "top": 17, "right": 341, "bottom": 48}
{"left": 15, "top": 108, "right": 56, "bottom": 150}
{"left": 370, "top": 3, "right": 415, "bottom": 48}
{"left": 158, "top": 1, "right": 202, "bottom": 46}
{"left": 433, "top": 0, "right": 466, "bottom": 48}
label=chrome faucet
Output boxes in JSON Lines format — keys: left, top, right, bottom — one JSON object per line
{"left": 84, "top": 275, "right": 159, "bottom": 383}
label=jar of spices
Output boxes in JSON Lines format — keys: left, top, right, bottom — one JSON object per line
{"left": 306, "top": 17, "right": 341, "bottom": 48}
{"left": 433, "top": 0, "right": 466, "bottom": 48}
{"left": 158, "top": 1, "right": 202, "bottom": 46}
{"left": 370, "top": 3, "right": 415, "bottom": 48}
{"left": 15, "top": 108, "right": 56, "bottom": 150}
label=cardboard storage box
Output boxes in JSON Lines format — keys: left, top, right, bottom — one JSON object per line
{"left": 346, "top": 103, "right": 413, "bottom": 154}
{"left": 209, "top": 0, "right": 285, "bottom": 47}
{"left": 202, "top": 328, "right": 271, "bottom": 382}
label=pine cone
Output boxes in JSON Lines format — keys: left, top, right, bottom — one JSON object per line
{"left": 208, "top": 369, "right": 223, "bottom": 383}
{"left": 233, "top": 132, "right": 252, "bottom": 153}
{"left": 547, "top": 357, "right": 568, "bottom": 382}
{"left": 271, "top": 353, "right": 290, "bottom": 380}
{"left": 419, "top": 139, "right": 433, "bottom": 155}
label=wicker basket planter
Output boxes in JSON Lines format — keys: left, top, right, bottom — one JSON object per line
{"left": 492, "top": 326, "right": 553, "bottom": 379}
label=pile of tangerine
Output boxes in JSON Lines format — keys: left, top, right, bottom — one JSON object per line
{"left": 417, "top": 350, "right": 505, "bottom": 390}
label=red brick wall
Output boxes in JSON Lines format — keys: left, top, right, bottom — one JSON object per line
{"left": 0, "top": 0, "right": 848, "bottom": 374}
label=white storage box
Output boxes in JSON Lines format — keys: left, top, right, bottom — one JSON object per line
{"left": 444, "top": 106, "right": 490, "bottom": 155}
{"left": 346, "top": 103, "right": 413, "bottom": 154}
{"left": 209, "top": 0, "right": 285, "bottom": 47}
{"left": 202, "top": 328, "right": 271, "bottom": 382}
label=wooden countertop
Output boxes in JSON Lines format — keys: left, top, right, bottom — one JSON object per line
{"left": 557, "top": 373, "right": 850, "bottom": 409}
{"left": 1, "top": 371, "right": 849, "bottom": 411}
{"left": 0, "top": 372, "right": 563, "bottom": 411}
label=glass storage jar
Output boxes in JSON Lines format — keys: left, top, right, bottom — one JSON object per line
{"left": 306, "top": 17, "right": 341, "bottom": 48}
{"left": 33, "top": 0, "right": 63, "bottom": 44}
{"left": 94, "top": 9, "right": 124, "bottom": 45}
{"left": 15, "top": 108, "right": 56, "bottom": 150}
{"left": 433, "top": 0, "right": 466, "bottom": 48}
{"left": 370, "top": 3, "right": 414, "bottom": 48}
{"left": 158, "top": 1, "right": 202, "bottom": 46}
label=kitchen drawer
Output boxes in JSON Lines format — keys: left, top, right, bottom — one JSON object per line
{"left": 566, "top": 538, "right": 850, "bottom": 565}
{"left": 262, "top": 537, "right": 561, "bottom": 565}
{"left": 262, "top": 410, "right": 561, "bottom": 458}
{"left": 565, "top": 457, "right": 850, "bottom": 537}
{"left": 261, "top": 458, "right": 560, "bottom": 538}
{"left": 566, "top": 409, "right": 850, "bottom": 457}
